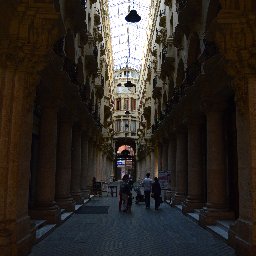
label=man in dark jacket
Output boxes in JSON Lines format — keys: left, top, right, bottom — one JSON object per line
{"left": 119, "top": 174, "right": 131, "bottom": 212}
{"left": 151, "top": 177, "right": 161, "bottom": 210}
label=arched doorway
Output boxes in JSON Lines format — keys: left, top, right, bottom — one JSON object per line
{"left": 115, "top": 145, "right": 135, "bottom": 181}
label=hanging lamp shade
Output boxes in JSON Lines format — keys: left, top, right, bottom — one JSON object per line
{"left": 125, "top": 10, "right": 141, "bottom": 23}
{"left": 124, "top": 80, "right": 135, "bottom": 87}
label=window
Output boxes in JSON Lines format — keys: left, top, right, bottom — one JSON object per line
{"left": 124, "top": 98, "right": 129, "bottom": 111}
{"left": 131, "top": 98, "right": 136, "bottom": 111}
{"left": 123, "top": 119, "right": 129, "bottom": 132}
{"left": 115, "top": 120, "right": 121, "bottom": 132}
{"left": 131, "top": 120, "right": 136, "bottom": 132}
{"left": 116, "top": 98, "right": 121, "bottom": 110}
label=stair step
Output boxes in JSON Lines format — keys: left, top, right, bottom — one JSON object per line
{"left": 206, "top": 224, "right": 229, "bottom": 240}
{"left": 176, "top": 204, "right": 182, "bottom": 211}
{"left": 187, "top": 212, "right": 200, "bottom": 222}
{"left": 216, "top": 220, "right": 235, "bottom": 232}
{"left": 75, "top": 204, "right": 83, "bottom": 211}
{"left": 194, "top": 209, "right": 201, "bottom": 214}
{"left": 84, "top": 198, "right": 90, "bottom": 204}
{"left": 36, "top": 224, "right": 56, "bottom": 241}
{"left": 32, "top": 219, "right": 47, "bottom": 230}
{"left": 61, "top": 211, "right": 73, "bottom": 221}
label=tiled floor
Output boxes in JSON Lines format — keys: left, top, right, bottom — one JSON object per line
{"left": 29, "top": 195, "right": 236, "bottom": 256}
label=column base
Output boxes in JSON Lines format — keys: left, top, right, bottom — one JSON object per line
{"left": 228, "top": 218, "right": 256, "bottom": 256}
{"left": 81, "top": 189, "right": 90, "bottom": 199}
{"left": 171, "top": 193, "right": 186, "bottom": 206}
{"left": 199, "top": 207, "right": 235, "bottom": 226}
{"left": 0, "top": 228, "right": 12, "bottom": 256}
{"left": 0, "top": 216, "right": 35, "bottom": 256}
{"left": 56, "top": 196, "right": 76, "bottom": 212}
{"left": 164, "top": 190, "right": 175, "bottom": 201}
{"left": 71, "top": 192, "right": 84, "bottom": 204}
{"left": 182, "top": 199, "right": 204, "bottom": 214}
{"left": 16, "top": 215, "right": 34, "bottom": 256}
{"left": 29, "top": 204, "right": 61, "bottom": 224}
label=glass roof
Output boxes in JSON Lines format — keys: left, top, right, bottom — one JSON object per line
{"left": 107, "top": 0, "right": 152, "bottom": 71}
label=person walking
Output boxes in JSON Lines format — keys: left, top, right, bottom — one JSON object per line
{"left": 152, "top": 177, "right": 162, "bottom": 210}
{"left": 142, "top": 173, "right": 153, "bottom": 209}
{"left": 119, "top": 174, "right": 131, "bottom": 212}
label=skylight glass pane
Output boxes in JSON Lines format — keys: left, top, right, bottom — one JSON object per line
{"left": 107, "top": 0, "right": 151, "bottom": 71}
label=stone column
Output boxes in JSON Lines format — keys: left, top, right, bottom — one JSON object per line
{"left": 89, "top": 141, "right": 97, "bottom": 181}
{"left": 31, "top": 104, "right": 61, "bottom": 223}
{"left": 71, "top": 124, "right": 83, "bottom": 204}
{"left": 157, "top": 142, "right": 163, "bottom": 171}
{"left": 172, "top": 128, "right": 187, "bottom": 205}
{"left": 81, "top": 131, "right": 89, "bottom": 199}
{"left": 137, "top": 161, "right": 140, "bottom": 180}
{"left": 143, "top": 157, "right": 147, "bottom": 177}
{"left": 86, "top": 139, "right": 93, "bottom": 188}
{"left": 150, "top": 149, "right": 155, "bottom": 174}
{"left": 102, "top": 154, "right": 107, "bottom": 181}
{"left": 95, "top": 149, "right": 99, "bottom": 180}
{"left": 228, "top": 76, "right": 256, "bottom": 256}
{"left": 98, "top": 150, "right": 102, "bottom": 181}
{"left": 0, "top": 69, "right": 38, "bottom": 255}
{"left": 182, "top": 116, "right": 204, "bottom": 213}
{"left": 162, "top": 142, "right": 169, "bottom": 170}
{"left": 167, "top": 135, "right": 176, "bottom": 197}
{"left": 55, "top": 110, "right": 75, "bottom": 211}
{"left": 199, "top": 105, "right": 234, "bottom": 225}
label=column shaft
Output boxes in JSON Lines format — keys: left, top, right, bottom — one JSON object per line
{"left": 32, "top": 105, "right": 60, "bottom": 223}
{"left": 0, "top": 70, "right": 37, "bottom": 254}
{"left": 228, "top": 77, "right": 256, "bottom": 255}
{"left": 162, "top": 143, "right": 169, "bottom": 170}
{"left": 150, "top": 150, "right": 155, "bottom": 175}
{"left": 157, "top": 143, "right": 162, "bottom": 171}
{"left": 199, "top": 110, "right": 234, "bottom": 225}
{"left": 167, "top": 135, "right": 176, "bottom": 195}
{"left": 173, "top": 130, "right": 187, "bottom": 205}
{"left": 71, "top": 125, "right": 83, "bottom": 203}
{"left": 55, "top": 111, "right": 75, "bottom": 211}
{"left": 182, "top": 120, "right": 204, "bottom": 213}
{"left": 81, "top": 132, "right": 89, "bottom": 198}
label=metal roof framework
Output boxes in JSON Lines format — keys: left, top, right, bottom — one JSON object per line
{"left": 106, "top": 0, "right": 151, "bottom": 71}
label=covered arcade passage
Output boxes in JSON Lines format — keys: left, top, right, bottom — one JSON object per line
{"left": 0, "top": 0, "right": 256, "bottom": 256}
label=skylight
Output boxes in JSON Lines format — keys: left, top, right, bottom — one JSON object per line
{"left": 107, "top": 0, "right": 151, "bottom": 71}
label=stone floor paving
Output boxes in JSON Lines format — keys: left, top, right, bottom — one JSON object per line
{"left": 29, "top": 195, "right": 236, "bottom": 256}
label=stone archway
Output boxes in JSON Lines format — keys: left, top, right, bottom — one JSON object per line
{"left": 115, "top": 143, "right": 136, "bottom": 180}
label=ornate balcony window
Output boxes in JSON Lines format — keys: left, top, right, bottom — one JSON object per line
{"left": 176, "top": 0, "right": 187, "bottom": 13}
{"left": 160, "top": 56, "right": 175, "bottom": 81}
{"left": 177, "top": 0, "right": 201, "bottom": 29}
{"left": 199, "top": 39, "right": 218, "bottom": 62}
{"left": 164, "top": 0, "right": 172, "bottom": 7}
{"left": 152, "top": 86, "right": 162, "bottom": 101}
{"left": 173, "top": 24, "right": 184, "bottom": 49}
{"left": 159, "top": 16, "right": 166, "bottom": 28}
{"left": 153, "top": 75, "right": 158, "bottom": 89}
{"left": 94, "top": 14, "right": 101, "bottom": 27}
{"left": 53, "top": 37, "right": 65, "bottom": 57}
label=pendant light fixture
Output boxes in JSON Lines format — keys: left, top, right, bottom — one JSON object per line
{"left": 125, "top": 0, "right": 141, "bottom": 23}
{"left": 124, "top": 29, "right": 135, "bottom": 88}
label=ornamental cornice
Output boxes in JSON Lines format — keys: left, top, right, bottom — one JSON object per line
{"left": 213, "top": 10, "right": 256, "bottom": 76}
{"left": 209, "top": 10, "right": 256, "bottom": 113}
{"left": 0, "top": 3, "right": 64, "bottom": 71}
